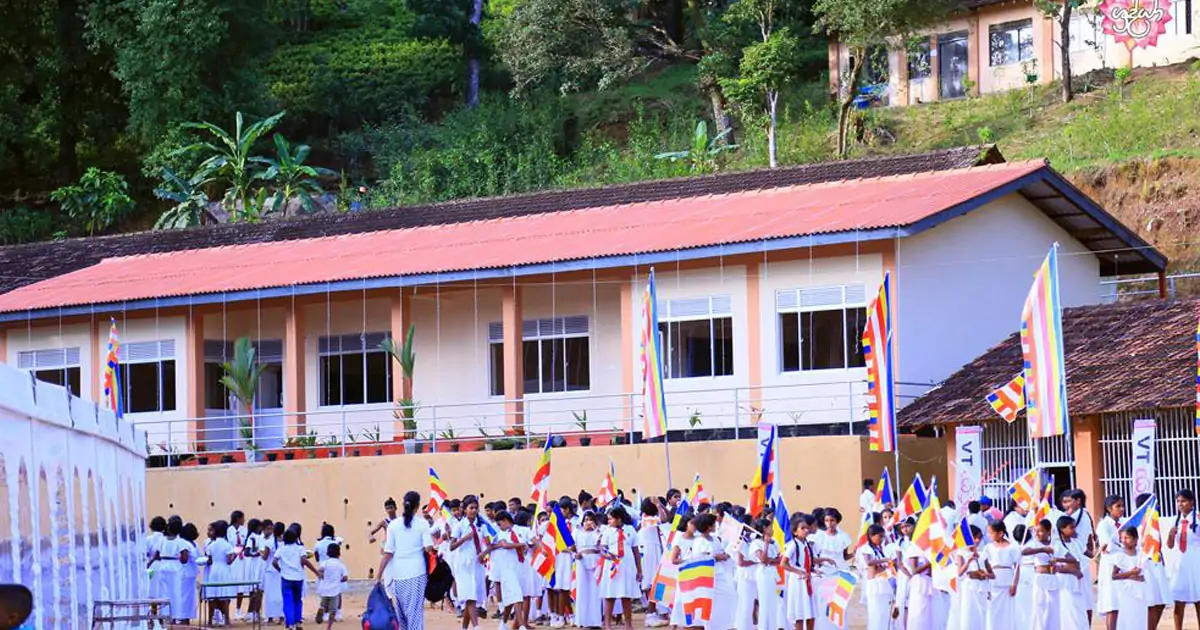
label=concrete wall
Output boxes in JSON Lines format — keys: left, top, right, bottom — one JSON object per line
{"left": 145, "top": 434, "right": 947, "bottom": 578}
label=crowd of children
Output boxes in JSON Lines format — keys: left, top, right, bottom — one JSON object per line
{"left": 144, "top": 482, "right": 1200, "bottom": 630}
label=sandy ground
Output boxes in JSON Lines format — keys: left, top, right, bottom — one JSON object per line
{"left": 179, "top": 581, "right": 1200, "bottom": 630}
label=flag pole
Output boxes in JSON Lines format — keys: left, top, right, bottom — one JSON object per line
{"left": 664, "top": 427, "right": 674, "bottom": 491}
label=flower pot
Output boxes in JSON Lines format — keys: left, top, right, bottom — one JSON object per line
{"left": 284, "top": 452, "right": 295, "bottom": 461}
{"left": 198, "top": 457, "right": 209, "bottom": 465}
{"left": 450, "top": 444, "right": 460, "bottom": 452}
{"left": 221, "top": 455, "right": 234, "bottom": 464}
{"left": 375, "top": 448, "right": 383, "bottom": 456}
{"left": 403, "top": 439, "right": 417, "bottom": 455}
{"left": 267, "top": 453, "right": 278, "bottom": 462}
{"left": 415, "top": 442, "right": 425, "bottom": 454}
{"left": 579, "top": 437, "right": 592, "bottom": 447}
{"left": 328, "top": 450, "right": 339, "bottom": 458}
{"left": 352, "top": 449, "right": 361, "bottom": 457}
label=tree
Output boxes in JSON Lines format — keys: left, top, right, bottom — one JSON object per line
{"left": 49, "top": 167, "right": 135, "bottom": 236}
{"left": 721, "top": 29, "right": 806, "bottom": 168}
{"left": 380, "top": 324, "right": 418, "bottom": 440}
{"left": 153, "top": 168, "right": 214, "bottom": 230}
{"left": 220, "top": 337, "right": 265, "bottom": 454}
{"left": 654, "top": 120, "right": 738, "bottom": 173}
{"left": 260, "top": 134, "right": 335, "bottom": 216}
{"left": 182, "top": 111, "right": 284, "bottom": 222}
{"left": 1036, "top": 0, "right": 1085, "bottom": 102}
{"left": 405, "top": 0, "right": 484, "bottom": 107}
{"left": 813, "top": 0, "right": 954, "bottom": 157}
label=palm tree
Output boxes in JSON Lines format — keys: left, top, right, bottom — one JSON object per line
{"left": 380, "top": 324, "right": 417, "bottom": 440}
{"left": 183, "top": 111, "right": 285, "bottom": 222}
{"left": 220, "top": 337, "right": 266, "bottom": 454}
{"left": 261, "top": 134, "right": 335, "bottom": 216}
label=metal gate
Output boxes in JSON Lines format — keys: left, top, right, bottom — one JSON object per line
{"left": 1101, "top": 407, "right": 1199, "bottom": 517}
{"left": 979, "top": 420, "right": 1074, "bottom": 504}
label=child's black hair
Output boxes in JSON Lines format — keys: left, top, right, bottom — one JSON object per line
{"left": 229, "top": 510, "right": 245, "bottom": 525}
{"left": 495, "top": 510, "right": 514, "bottom": 524}
{"left": 247, "top": 518, "right": 262, "bottom": 534}
{"left": 273, "top": 521, "right": 285, "bottom": 537}
{"left": 609, "top": 506, "right": 632, "bottom": 526}
{"left": 514, "top": 509, "right": 532, "bottom": 527}
{"left": 150, "top": 516, "right": 167, "bottom": 533}
{"left": 181, "top": 523, "right": 199, "bottom": 542}
{"left": 166, "top": 518, "right": 182, "bottom": 537}
{"left": 212, "top": 520, "right": 230, "bottom": 539}
{"left": 321, "top": 522, "right": 335, "bottom": 539}
{"left": 641, "top": 499, "right": 658, "bottom": 517}
{"left": 327, "top": 543, "right": 341, "bottom": 558}
{"left": 283, "top": 529, "right": 298, "bottom": 545}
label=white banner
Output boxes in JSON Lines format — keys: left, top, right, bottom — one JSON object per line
{"left": 1131, "top": 419, "right": 1156, "bottom": 500}
{"left": 955, "top": 425, "right": 984, "bottom": 509}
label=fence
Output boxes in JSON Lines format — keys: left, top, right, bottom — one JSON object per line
{"left": 1101, "top": 407, "right": 1198, "bottom": 517}
{"left": 978, "top": 420, "right": 1074, "bottom": 502}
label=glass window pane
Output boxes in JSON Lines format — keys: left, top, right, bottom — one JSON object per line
{"left": 802, "top": 309, "right": 847, "bottom": 370}
{"left": 846, "top": 308, "right": 868, "bottom": 368}
{"left": 522, "top": 340, "right": 540, "bottom": 394}
{"left": 257, "top": 363, "right": 284, "bottom": 409}
{"left": 125, "top": 362, "right": 160, "bottom": 413}
{"left": 342, "top": 353, "right": 366, "bottom": 405}
{"left": 365, "top": 352, "right": 389, "bottom": 403}
{"left": 780, "top": 313, "right": 800, "bottom": 372}
{"left": 564, "top": 337, "right": 590, "bottom": 391}
{"left": 714, "top": 317, "right": 734, "bottom": 377}
{"left": 490, "top": 343, "right": 505, "bottom": 397}
{"left": 675, "top": 319, "right": 714, "bottom": 378}
{"left": 204, "top": 363, "right": 230, "bottom": 409}
{"left": 67, "top": 367, "right": 81, "bottom": 398}
{"left": 657, "top": 322, "right": 674, "bottom": 378}
{"left": 33, "top": 368, "right": 66, "bottom": 388}
{"left": 542, "top": 338, "right": 566, "bottom": 393}
{"left": 161, "top": 360, "right": 177, "bottom": 411}
{"left": 319, "top": 355, "right": 342, "bottom": 406}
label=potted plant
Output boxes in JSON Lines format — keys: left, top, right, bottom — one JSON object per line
{"left": 573, "top": 411, "right": 591, "bottom": 446}
{"left": 440, "top": 428, "right": 459, "bottom": 452}
{"left": 197, "top": 445, "right": 208, "bottom": 466}
{"left": 221, "top": 337, "right": 266, "bottom": 464}
{"left": 361, "top": 424, "right": 383, "bottom": 455}
{"left": 685, "top": 410, "right": 703, "bottom": 440}
{"left": 382, "top": 324, "right": 418, "bottom": 453}
{"left": 476, "top": 421, "right": 494, "bottom": 451}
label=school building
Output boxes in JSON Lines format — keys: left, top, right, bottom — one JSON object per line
{"left": 0, "top": 146, "right": 1166, "bottom": 463}
{"left": 900, "top": 298, "right": 1196, "bottom": 516}
{"left": 829, "top": 0, "right": 1200, "bottom": 105}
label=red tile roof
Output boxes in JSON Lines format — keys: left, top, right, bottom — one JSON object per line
{"left": 0, "top": 160, "right": 1054, "bottom": 313}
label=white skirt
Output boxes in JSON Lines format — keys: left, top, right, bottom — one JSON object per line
{"left": 1030, "top": 580, "right": 1061, "bottom": 630}
{"left": 575, "top": 562, "right": 602, "bottom": 628}
{"left": 456, "top": 560, "right": 488, "bottom": 603}
{"left": 1097, "top": 554, "right": 1116, "bottom": 614}
{"left": 1171, "top": 547, "right": 1200, "bottom": 602}
{"left": 552, "top": 553, "right": 573, "bottom": 591}
{"left": 173, "top": 568, "right": 199, "bottom": 621}
{"left": 957, "top": 580, "right": 988, "bottom": 630}
{"left": 598, "top": 558, "right": 639, "bottom": 600}
{"left": 734, "top": 579, "right": 757, "bottom": 630}
{"left": 987, "top": 587, "right": 1017, "bottom": 630}
{"left": 204, "top": 562, "right": 236, "bottom": 600}
{"left": 754, "top": 573, "right": 781, "bottom": 630}
{"left": 262, "top": 569, "right": 283, "bottom": 619}
{"left": 710, "top": 575, "right": 737, "bottom": 630}
{"left": 784, "top": 573, "right": 817, "bottom": 623}
{"left": 1144, "top": 561, "right": 1172, "bottom": 607}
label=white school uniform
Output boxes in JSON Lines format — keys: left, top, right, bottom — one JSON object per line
{"left": 955, "top": 548, "right": 988, "bottom": 630}
{"left": 452, "top": 518, "right": 489, "bottom": 603}
{"left": 1170, "top": 511, "right": 1200, "bottom": 602}
{"left": 984, "top": 542, "right": 1021, "bottom": 630}
{"left": 1027, "top": 542, "right": 1060, "bottom": 630}
{"left": 670, "top": 537, "right": 698, "bottom": 627}
{"left": 704, "top": 534, "right": 737, "bottom": 630}
{"left": 155, "top": 536, "right": 182, "bottom": 615}
{"left": 175, "top": 539, "right": 200, "bottom": 621}
{"left": 734, "top": 539, "right": 757, "bottom": 630}
{"left": 204, "top": 537, "right": 237, "bottom": 599}
{"left": 637, "top": 517, "right": 665, "bottom": 593}
{"left": 1111, "top": 550, "right": 1148, "bottom": 630}
{"left": 1055, "top": 537, "right": 1091, "bottom": 630}
{"left": 242, "top": 532, "right": 267, "bottom": 585}
{"left": 1095, "top": 515, "right": 1119, "bottom": 615}
{"left": 147, "top": 531, "right": 167, "bottom": 599}
{"left": 225, "top": 524, "right": 249, "bottom": 593}
{"left": 905, "top": 544, "right": 936, "bottom": 630}
{"left": 813, "top": 529, "right": 852, "bottom": 630}
{"left": 575, "top": 529, "right": 603, "bottom": 628}
{"left": 892, "top": 537, "right": 911, "bottom": 624}
{"left": 750, "top": 538, "right": 781, "bottom": 630}
{"left": 491, "top": 528, "right": 527, "bottom": 607}
{"left": 1015, "top": 537, "right": 1036, "bottom": 629}
{"left": 1141, "top": 550, "right": 1172, "bottom": 607}
{"left": 599, "top": 524, "right": 639, "bottom": 599}
{"left": 261, "top": 535, "right": 283, "bottom": 620}
{"left": 856, "top": 544, "right": 895, "bottom": 630}
{"left": 783, "top": 539, "right": 817, "bottom": 624}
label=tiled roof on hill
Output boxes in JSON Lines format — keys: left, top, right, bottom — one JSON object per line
{"left": 0, "top": 146, "right": 1002, "bottom": 295}
{"left": 898, "top": 299, "right": 1197, "bottom": 428}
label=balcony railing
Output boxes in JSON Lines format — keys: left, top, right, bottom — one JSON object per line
{"left": 137, "top": 379, "right": 934, "bottom": 467}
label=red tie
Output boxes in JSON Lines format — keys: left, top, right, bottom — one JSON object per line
{"left": 512, "top": 531, "right": 524, "bottom": 563}
{"left": 1183, "top": 518, "right": 1189, "bottom": 553}
{"left": 803, "top": 543, "right": 813, "bottom": 595}
{"left": 471, "top": 523, "right": 481, "bottom": 555}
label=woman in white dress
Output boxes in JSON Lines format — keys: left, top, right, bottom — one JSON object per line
{"left": 812, "top": 509, "right": 853, "bottom": 630}
{"left": 749, "top": 519, "right": 781, "bottom": 630}
{"left": 1053, "top": 516, "right": 1090, "bottom": 630}
{"left": 205, "top": 520, "right": 237, "bottom": 627}
{"left": 669, "top": 516, "right": 697, "bottom": 629}
{"left": 856, "top": 524, "right": 895, "bottom": 630}
{"left": 599, "top": 507, "right": 641, "bottom": 630}
{"left": 953, "top": 525, "right": 988, "bottom": 630}
{"left": 451, "top": 498, "right": 491, "bottom": 630}
{"left": 146, "top": 516, "right": 168, "bottom": 604}
{"left": 692, "top": 514, "right": 734, "bottom": 630}
{"left": 1167, "top": 489, "right": 1200, "bottom": 629}
{"left": 782, "top": 514, "right": 818, "bottom": 630}
{"left": 241, "top": 518, "right": 266, "bottom": 623}
{"left": 983, "top": 521, "right": 1020, "bottom": 630}
{"left": 261, "top": 521, "right": 284, "bottom": 624}
{"left": 575, "top": 512, "right": 604, "bottom": 629}
{"left": 1132, "top": 493, "right": 1170, "bottom": 629}
{"left": 1095, "top": 495, "right": 1124, "bottom": 628}
{"left": 639, "top": 501, "right": 667, "bottom": 628}
{"left": 1013, "top": 524, "right": 1035, "bottom": 629}
{"left": 1110, "top": 526, "right": 1148, "bottom": 630}
{"left": 225, "top": 510, "right": 249, "bottom": 621}
{"left": 156, "top": 518, "right": 182, "bottom": 623}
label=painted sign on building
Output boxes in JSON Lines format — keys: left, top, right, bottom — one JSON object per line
{"left": 1100, "top": 0, "right": 1174, "bottom": 49}
{"left": 1131, "top": 418, "right": 1156, "bottom": 499}
{"left": 955, "top": 425, "right": 984, "bottom": 508}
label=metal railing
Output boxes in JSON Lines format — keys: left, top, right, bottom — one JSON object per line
{"left": 1100, "top": 272, "right": 1200, "bottom": 302}
{"left": 137, "top": 379, "right": 934, "bottom": 466}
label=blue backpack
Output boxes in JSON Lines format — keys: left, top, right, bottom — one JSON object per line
{"left": 362, "top": 582, "right": 399, "bottom": 630}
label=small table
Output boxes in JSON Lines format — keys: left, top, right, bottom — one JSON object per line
{"left": 91, "top": 599, "right": 171, "bottom": 629}
{"left": 199, "top": 581, "right": 263, "bottom": 629}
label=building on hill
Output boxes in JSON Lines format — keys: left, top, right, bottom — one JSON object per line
{"left": 0, "top": 147, "right": 1166, "bottom": 460}
{"left": 828, "top": 0, "right": 1200, "bottom": 105}
{"left": 899, "top": 298, "right": 1195, "bottom": 514}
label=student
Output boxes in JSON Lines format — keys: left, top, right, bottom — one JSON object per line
{"left": 486, "top": 511, "right": 528, "bottom": 630}
{"left": 1025, "top": 519, "right": 1060, "bottom": 630}
{"left": 638, "top": 499, "right": 667, "bottom": 628}
{"left": 1167, "top": 489, "right": 1200, "bottom": 630}
{"left": 226, "top": 509, "right": 249, "bottom": 621}
{"left": 1110, "top": 526, "right": 1148, "bottom": 630}
{"left": 1054, "top": 516, "right": 1090, "bottom": 630}
{"left": 274, "top": 527, "right": 319, "bottom": 630}
{"left": 955, "top": 525, "right": 989, "bottom": 630}
{"left": 574, "top": 511, "right": 603, "bottom": 629}
{"left": 176, "top": 522, "right": 201, "bottom": 625}
{"left": 379, "top": 491, "right": 436, "bottom": 630}
{"left": 146, "top": 516, "right": 168, "bottom": 605}
{"left": 733, "top": 514, "right": 757, "bottom": 630}
{"left": 783, "top": 514, "right": 818, "bottom": 630}
{"left": 1096, "top": 495, "right": 1125, "bottom": 628}
{"left": 860, "top": 480, "right": 876, "bottom": 515}
{"left": 242, "top": 518, "right": 266, "bottom": 623}
{"left": 452, "top": 497, "right": 491, "bottom": 630}
{"left": 699, "top": 512, "right": 736, "bottom": 630}
{"left": 599, "top": 507, "right": 641, "bottom": 630}
{"left": 514, "top": 509, "right": 540, "bottom": 626}
{"left": 857, "top": 524, "right": 895, "bottom": 630}
{"left": 749, "top": 518, "right": 780, "bottom": 630}
{"left": 966, "top": 503, "right": 989, "bottom": 544}
{"left": 1134, "top": 493, "right": 1171, "bottom": 629}
{"left": 204, "top": 520, "right": 237, "bottom": 627}
{"left": 315, "top": 543, "right": 349, "bottom": 630}
{"left": 892, "top": 518, "right": 915, "bottom": 629}
{"left": 1012, "top": 524, "right": 1034, "bottom": 628}
{"left": 156, "top": 518, "right": 182, "bottom": 623}
{"left": 983, "top": 521, "right": 1020, "bottom": 630}
{"left": 261, "top": 521, "right": 285, "bottom": 624}
{"left": 551, "top": 498, "right": 578, "bottom": 629}
{"left": 668, "top": 516, "right": 696, "bottom": 630}
{"left": 905, "top": 522, "right": 936, "bottom": 630}
{"left": 1062, "top": 489, "right": 1096, "bottom": 556}
{"left": 312, "top": 522, "right": 343, "bottom": 624}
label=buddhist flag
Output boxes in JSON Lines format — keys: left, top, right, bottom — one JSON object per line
{"left": 678, "top": 558, "right": 715, "bottom": 624}
{"left": 530, "top": 438, "right": 552, "bottom": 515}
{"left": 986, "top": 374, "right": 1026, "bottom": 423}
{"left": 1142, "top": 502, "right": 1163, "bottom": 563}
{"left": 951, "top": 517, "right": 976, "bottom": 551}
{"left": 874, "top": 468, "right": 895, "bottom": 509}
{"left": 1008, "top": 468, "right": 1041, "bottom": 511}
{"left": 693, "top": 473, "right": 711, "bottom": 506}
{"left": 651, "top": 560, "right": 678, "bottom": 605}
{"left": 1123, "top": 494, "right": 1156, "bottom": 531}
{"left": 894, "top": 473, "right": 928, "bottom": 523}
{"left": 912, "top": 495, "right": 947, "bottom": 561}
{"left": 863, "top": 273, "right": 897, "bottom": 452}
{"left": 824, "top": 570, "right": 858, "bottom": 629}
{"left": 640, "top": 269, "right": 668, "bottom": 440}
{"left": 1021, "top": 245, "right": 1069, "bottom": 438}
{"left": 428, "top": 467, "right": 450, "bottom": 514}
{"left": 1028, "top": 481, "right": 1054, "bottom": 530}
{"left": 748, "top": 423, "right": 778, "bottom": 517}
{"left": 103, "top": 318, "right": 123, "bottom": 418}
{"left": 598, "top": 460, "right": 618, "bottom": 507}
{"left": 855, "top": 512, "right": 871, "bottom": 550}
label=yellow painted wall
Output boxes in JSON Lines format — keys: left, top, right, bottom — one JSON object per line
{"left": 147, "top": 435, "right": 946, "bottom": 577}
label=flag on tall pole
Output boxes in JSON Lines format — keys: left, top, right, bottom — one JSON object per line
{"left": 640, "top": 269, "right": 668, "bottom": 440}
{"left": 874, "top": 467, "right": 895, "bottom": 510}
{"left": 530, "top": 438, "right": 553, "bottom": 515}
{"left": 692, "top": 473, "right": 711, "bottom": 506}
{"left": 103, "top": 317, "right": 123, "bottom": 418}
{"left": 748, "top": 423, "right": 778, "bottom": 517}
{"left": 428, "top": 467, "right": 450, "bottom": 514}
{"left": 986, "top": 374, "right": 1026, "bottom": 423}
{"left": 1021, "top": 245, "right": 1069, "bottom": 438}
{"left": 1008, "top": 468, "right": 1042, "bottom": 511}
{"left": 863, "top": 273, "right": 897, "bottom": 452}
{"left": 894, "top": 473, "right": 928, "bottom": 523}
{"left": 598, "top": 460, "right": 618, "bottom": 507}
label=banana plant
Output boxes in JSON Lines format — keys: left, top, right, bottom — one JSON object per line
{"left": 260, "top": 134, "right": 335, "bottom": 216}
{"left": 182, "top": 111, "right": 285, "bottom": 222}
{"left": 380, "top": 324, "right": 417, "bottom": 438}
{"left": 220, "top": 337, "right": 266, "bottom": 453}
{"left": 153, "top": 168, "right": 217, "bottom": 229}
{"left": 653, "top": 121, "right": 738, "bottom": 173}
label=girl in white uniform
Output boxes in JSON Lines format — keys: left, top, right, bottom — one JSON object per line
{"left": 205, "top": 520, "right": 237, "bottom": 627}
{"left": 261, "top": 521, "right": 284, "bottom": 624}
{"left": 1054, "top": 516, "right": 1090, "bottom": 630}
{"left": 242, "top": 518, "right": 266, "bottom": 623}
{"left": 1133, "top": 493, "right": 1170, "bottom": 629}
{"left": 639, "top": 501, "right": 667, "bottom": 628}
{"left": 955, "top": 525, "right": 989, "bottom": 630}
{"left": 734, "top": 519, "right": 758, "bottom": 630}
{"left": 1013, "top": 524, "right": 1035, "bottom": 629}
{"left": 156, "top": 519, "right": 182, "bottom": 623}
{"left": 1024, "top": 519, "right": 1060, "bottom": 630}
{"left": 146, "top": 516, "right": 168, "bottom": 604}
{"left": 1167, "top": 489, "right": 1200, "bottom": 628}
{"left": 451, "top": 498, "right": 490, "bottom": 630}
{"left": 669, "top": 517, "right": 697, "bottom": 629}
{"left": 984, "top": 521, "right": 1021, "bottom": 630}
{"left": 599, "top": 507, "right": 641, "bottom": 630}
{"left": 856, "top": 524, "right": 895, "bottom": 630}
{"left": 692, "top": 514, "right": 734, "bottom": 630}
{"left": 782, "top": 514, "right": 818, "bottom": 630}
{"left": 485, "top": 511, "right": 530, "bottom": 630}
{"left": 1110, "top": 526, "right": 1148, "bottom": 630}
{"left": 225, "top": 510, "right": 249, "bottom": 621}
{"left": 892, "top": 518, "right": 915, "bottom": 630}
{"left": 749, "top": 519, "right": 781, "bottom": 630}
{"left": 176, "top": 522, "right": 201, "bottom": 625}
{"left": 812, "top": 509, "right": 852, "bottom": 630}
{"left": 905, "top": 532, "right": 935, "bottom": 630}
{"left": 1095, "top": 495, "right": 1124, "bottom": 627}
{"left": 575, "top": 511, "right": 603, "bottom": 630}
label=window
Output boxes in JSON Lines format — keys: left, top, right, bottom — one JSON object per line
{"left": 1173, "top": 0, "right": 1193, "bottom": 35}
{"left": 907, "top": 39, "right": 932, "bottom": 79}
{"left": 318, "top": 333, "right": 392, "bottom": 406}
{"left": 18, "top": 348, "right": 82, "bottom": 396}
{"left": 989, "top": 19, "right": 1034, "bottom": 66}
{"left": 1069, "top": 12, "right": 1099, "bottom": 53}
{"left": 657, "top": 296, "right": 734, "bottom": 379}
{"left": 489, "top": 316, "right": 590, "bottom": 395}
{"left": 204, "top": 340, "right": 284, "bottom": 410}
{"left": 117, "top": 340, "right": 177, "bottom": 414}
{"left": 777, "top": 284, "right": 868, "bottom": 372}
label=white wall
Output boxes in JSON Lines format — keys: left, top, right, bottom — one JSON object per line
{"left": 5, "top": 322, "right": 95, "bottom": 401}
{"left": 1055, "top": 4, "right": 1200, "bottom": 79}
{"left": 898, "top": 193, "right": 1102, "bottom": 391}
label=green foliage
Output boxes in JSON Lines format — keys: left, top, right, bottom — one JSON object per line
{"left": 380, "top": 323, "right": 417, "bottom": 433}
{"left": 0, "top": 207, "right": 60, "bottom": 245}
{"left": 50, "top": 168, "right": 135, "bottom": 236}
{"left": 261, "top": 134, "right": 336, "bottom": 215}
{"left": 220, "top": 337, "right": 266, "bottom": 449}
{"left": 153, "top": 168, "right": 213, "bottom": 230}
{"left": 722, "top": 29, "right": 807, "bottom": 109}
{"left": 182, "top": 111, "right": 285, "bottom": 222}
{"left": 654, "top": 121, "right": 738, "bottom": 173}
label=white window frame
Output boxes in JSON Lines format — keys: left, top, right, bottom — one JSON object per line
{"left": 18, "top": 347, "right": 83, "bottom": 395}
{"left": 775, "top": 283, "right": 869, "bottom": 373}
{"left": 657, "top": 295, "right": 735, "bottom": 380}
{"left": 1068, "top": 11, "right": 1100, "bottom": 53}
{"left": 988, "top": 19, "right": 1035, "bottom": 67}
{"left": 488, "top": 316, "right": 591, "bottom": 396}
{"left": 317, "top": 332, "right": 392, "bottom": 407}
{"left": 118, "top": 340, "right": 177, "bottom": 414}
{"left": 1172, "top": 0, "right": 1193, "bottom": 36}
{"left": 205, "top": 339, "right": 285, "bottom": 411}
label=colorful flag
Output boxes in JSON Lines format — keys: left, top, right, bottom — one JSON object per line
{"left": 855, "top": 512, "right": 871, "bottom": 549}
{"left": 824, "top": 570, "right": 858, "bottom": 629}
{"left": 874, "top": 468, "right": 895, "bottom": 509}
{"left": 1008, "top": 468, "right": 1042, "bottom": 511}
{"left": 1123, "top": 494, "right": 1156, "bottom": 531}
{"left": 693, "top": 473, "right": 711, "bottom": 506}
{"left": 1141, "top": 502, "right": 1163, "bottom": 563}
{"left": 428, "top": 467, "right": 450, "bottom": 514}
{"left": 951, "top": 517, "right": 976, "bottom": 551}
{"left": 651, "top": 559, "right": 678, "bottom": 605}
{"left": 640, "top": 269, "right": 668, "bottom": 439}
{"left": 1028, "top": 481, "right": 1054, "bottom": 530}
{"left": 748, "top": 423, "right": 778, "bottom": 517}
{"left": 532, "top": 542, "right": 556, "bottom": 580}
{"left": 598, "top": 460, "right": 618, "bottom": 507}
{"left": 1021, "top": 245, "right": 1069, "bottom": 438}
{"left": 912, "top": 495, "right": 947, "bottom": 561}
{"left": 770, "top": 493, "right": 792, "bottom": 549}
{"left": 678, "top": 558, "right": 716, "bottom": 624}
{"left": 550, "top": 503, "right": 576, "bottom": 550}
{"left": 986, "top": 374, "right": 1026, "bottom": 423}
{"left": 863, "top": 273, "right": 897, "bottom": 452}
{"left": 894, "top": 474, "right": 928, "bottom": 523}
{"left": 103, "top": 318, "right": 122, "bottom": 418}
{"left": 530, "top": 438, "right": 553, "bottom": 515}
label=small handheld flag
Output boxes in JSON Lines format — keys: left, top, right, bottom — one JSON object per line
{"left": 1142, "top": 502, "right": 1163, "bottom": 562}
{"left": 1008, "top": 468, "right": 1041, "bottom": 511}
{"left": 894, "top": 474, "right": 928, "bottom": 523}
{"left": 951, "top": 517, "right": 976, "bottom": 550}
{"left": 874, "top": 468, "right": 895, "bottom": 509}
{"left": 598, "top": 460, "right": 618, "bottom": 507}
{"left": 428, "top": 467, "right": 450, "bottom": 514}
{"left": 678, "top": 558, "right": 716, "bottom": 624}
{"left": 824, "top": 570, "right": 858, "bottom": 629}
{"left": 986, "top": 374, "right": 1026, "bottom": 423}
{"left": 530, "top": 437, "right": 553, "bottom": 515}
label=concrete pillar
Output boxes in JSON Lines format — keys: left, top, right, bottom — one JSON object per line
{"left": 88, "top": 321, "right": 100, "bottom": 403}
{"left": 620, "top": 276, "right": 635, "bottom": 428}
{"left": 1073, "top": 415, "right": 1105, "bottom": 506}
{"left": 930, "top": 34, "right": 941, "bottom": 102}
{"left": 746, "top": 262, "right": 763, "bottom": 413}
{"left": 828, "top": 38, "right": 842, "bottom": 100}
{"left": 284, "top": 304, "right": 306, "bottom": 436}
{"left": 967, "top": 16, "right": 981, "bottom": 96}
{"left": 502, "top": 285, "right": 524, "bottom": 429}
{"left": 390, "top": 290, "right": 412, "bottom": 438}
{"left": 185, "top": 311, "right": 206, "bottom": 450}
